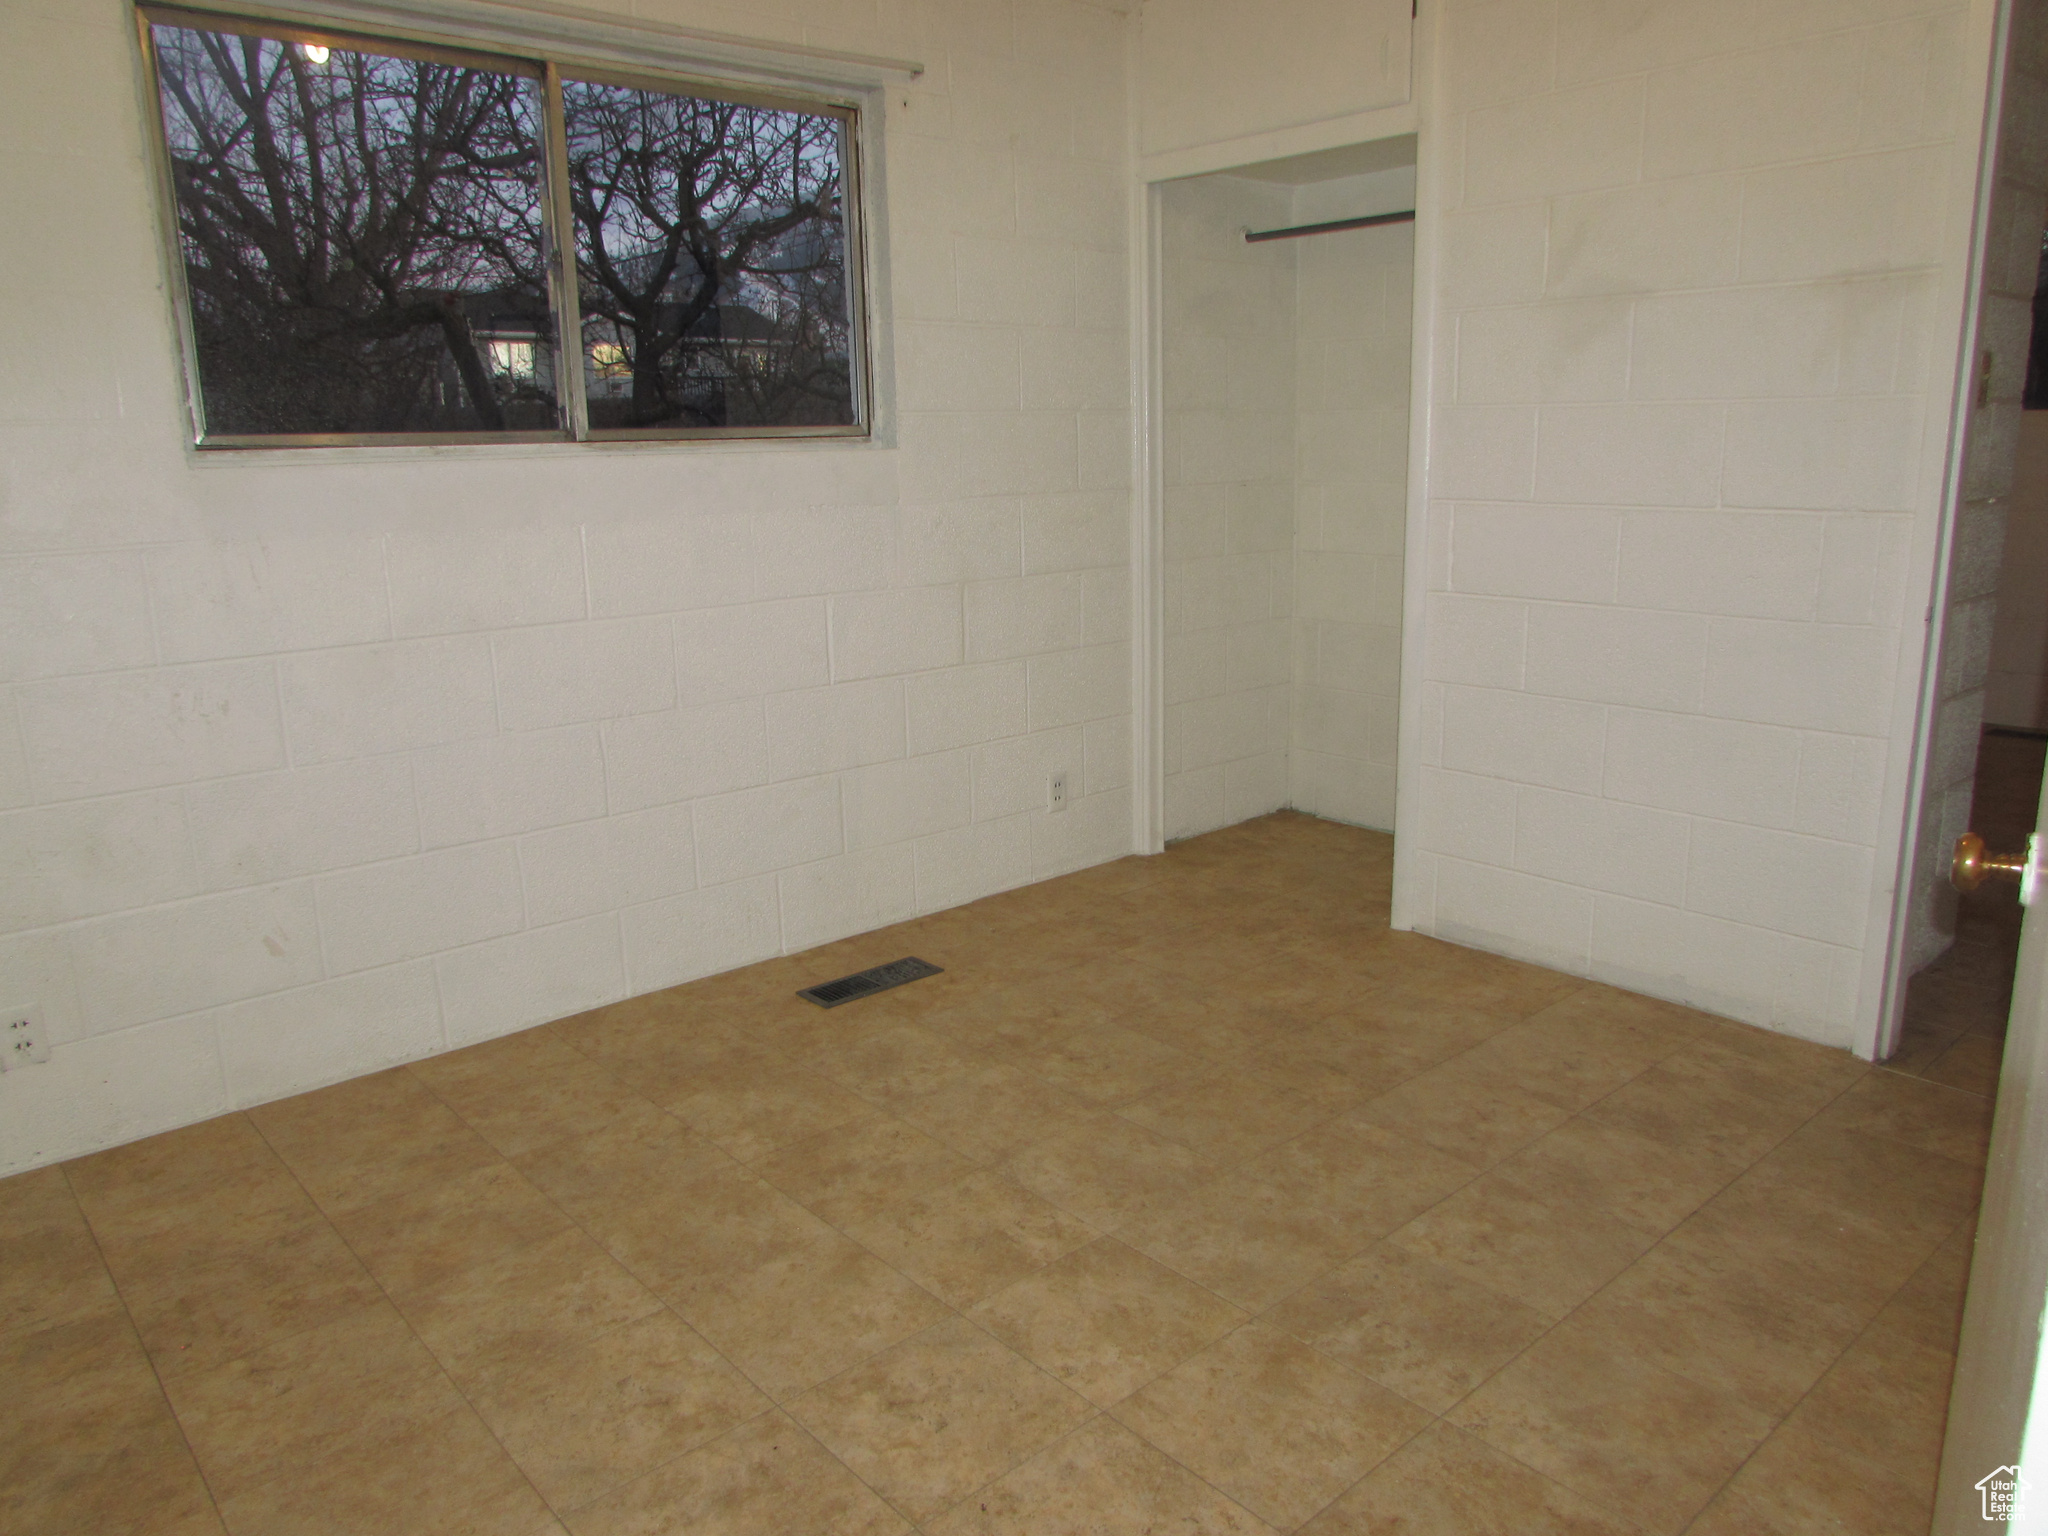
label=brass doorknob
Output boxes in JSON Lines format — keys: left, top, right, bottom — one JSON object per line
{"left": 1952, "top": 832, "right": 2029, "bottom": 893}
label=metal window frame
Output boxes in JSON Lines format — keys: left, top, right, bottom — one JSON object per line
{"left": 134, "top": 2, "right": 874, "bottom": 450}
{"left": 144, "top": 4, "right": 541, "bottom": 74}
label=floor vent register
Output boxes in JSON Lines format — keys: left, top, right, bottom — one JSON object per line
{"left": 796, "top": 957, "right": 944, "bottom": 1008}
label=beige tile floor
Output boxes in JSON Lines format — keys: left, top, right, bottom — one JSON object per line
{"left": 1, "top": 811, "right": 2009, "bottom": 1536}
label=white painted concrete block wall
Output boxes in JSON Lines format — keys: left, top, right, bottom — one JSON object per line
{"left": 1291, "top": 174, "right": 1413, "bottom": 829}
{"left": 0, "top": 0, "right": 1135, "bottom": 1173}
{"left": 1411, "top": 0, "right": 1976, "bottom": 1045}
{"left": 1159, "top": 174, "right": 1297, "bottom": 839}
{"left": 1138, "top": 0, "right": 1412, "bottom": 158}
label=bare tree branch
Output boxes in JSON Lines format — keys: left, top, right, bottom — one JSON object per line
{"left": 563, "top": 81, "right": 851, "bottom": 428}
{"left": 154, "top": 23, "right": 550, "bottom": 433}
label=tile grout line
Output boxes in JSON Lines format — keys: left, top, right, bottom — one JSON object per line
{"left": 52, "top": 1154, "right": 237, "bottom": 1534}
{"left": 1200, "top": 1004, "right": 1674, "bottom": 1532}
{"left": 800, "top": 1312, "right": 1103, "bottom": 1531}
{"left": 510, "top": 881, "right": 1386, "bottom": 1530}
{"left": 1126, "top": 906, "right": 1780, "bottom": 1524}
{"left": 1274, "top": 1417, "right": 1448, "bottom": 1536}
{"left": 237, "top": 1094, "right": 571, "bottom": 1528}
{"left": 1234, "top": 1023, "right": 1892, "bottom": 1533}
{"left": 1487, "top": 1049, "right": 1931, "bottom": 1533}
{"left": 899, "top": 946, "right": 1600, "bottom": 1527}
{"left": 1669, "top": 1203, "right": 1989, "bottom": 1536}
{"left": 398, "top": 1045, "right": 984, "bottom": 1528}
{"left": 561, "top": 1397, "right": 920, "bottom": 1534}
{"left": 388, "top": 1057, "right": 822, "bottom": 1526}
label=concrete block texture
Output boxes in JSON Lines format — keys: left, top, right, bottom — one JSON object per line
{"left": 0, "top": 0, "right": 1140, "bottom": 1173}
{"left": 0, "top": 0, "right": 2013, "bottom": 1171}
{"left": 1412, "top": 0, "right": 1988, "bottom": 1046}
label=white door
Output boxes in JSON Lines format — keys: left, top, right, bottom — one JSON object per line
{"left": 1937, "top": 776, "right": 2048, "bottom": 1532}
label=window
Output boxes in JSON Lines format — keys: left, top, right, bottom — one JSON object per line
{"left": 141, "top": 7, "right": 868, "bottom": 446}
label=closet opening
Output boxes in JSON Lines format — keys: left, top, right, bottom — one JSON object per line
{"left": 1144, "top": 134, "right": 1419, "bottom": 850}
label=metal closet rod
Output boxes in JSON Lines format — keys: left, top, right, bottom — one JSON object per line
{"left": 1244, "top": 209, "right": 1416, "bottom": 243}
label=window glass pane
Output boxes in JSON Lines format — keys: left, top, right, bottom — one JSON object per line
{"left": 150, "top": 22, "right": 559, "bottom": 436}
{"left": 563, "top": 80, "right": 856, "bottom": 431}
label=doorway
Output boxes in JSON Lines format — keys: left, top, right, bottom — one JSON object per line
{"left": 1143, "top": 136, "right": 1419, "bottom": 847}
{"left": 1894, "top": 729, "right": 2047, "bottom": 1091}
{"left": 1917, "top": 1, "right": 2048, "bottom": 1514}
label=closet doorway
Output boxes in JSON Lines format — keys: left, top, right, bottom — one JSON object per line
{"left": 1138, "top": 135, "right": 1420, "bottom": 850}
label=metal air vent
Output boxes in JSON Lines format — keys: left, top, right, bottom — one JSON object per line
{"left": 796, "top": 956, "right": 943, "bottom": 1008}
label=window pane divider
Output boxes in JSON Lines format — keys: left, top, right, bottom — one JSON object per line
{"left": 539, "top": 62, "right": 589, "bottom": 442}
{"left": 840, "top": 111, "right": 873, "bottom": 433}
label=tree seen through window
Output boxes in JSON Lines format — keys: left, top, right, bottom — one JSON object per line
{"left": 566, "top": 81, "right": 854, "bottom": 431}
{"left": 145, "top": 11, "right": 862, "bottom": 442}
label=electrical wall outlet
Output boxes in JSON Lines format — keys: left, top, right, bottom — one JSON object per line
{"left": 3, "top": 1006, "right": 49, "bottom": 1071}
{"left": 1048, "top": 772, "right": 1069, "bottom": 813}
